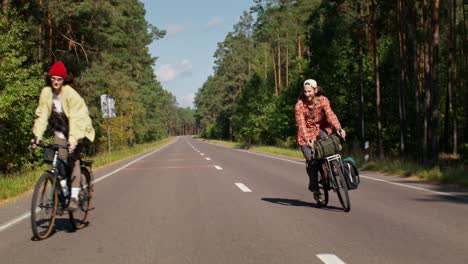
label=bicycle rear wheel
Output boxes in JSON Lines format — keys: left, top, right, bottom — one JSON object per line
{"left": 317, "top": 172, "right": 329, "bottom": 207}
{"left": 31, "top": 172, "right": 58, "bottom": 240}
{"left": 69, "top": 167, "right": 93, "bottom": 229}
{"left": 331, "top": 160, "right": 350, "bottom": 212}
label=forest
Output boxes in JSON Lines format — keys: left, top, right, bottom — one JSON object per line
{"left": 0, "top": 0, "right": 196, "bottom": 174}
{"left": 0, "top": 0, "right": 466, "bottom": 176}
{"left": 194, "top": 0, "right": 467, "bottom": 167}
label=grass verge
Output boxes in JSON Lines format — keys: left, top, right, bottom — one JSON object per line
{"left": 361, "top": 159, "right": 467, "bottom": 187}
{"left": 0, "top": 137, "right": 175, "bottom": 204}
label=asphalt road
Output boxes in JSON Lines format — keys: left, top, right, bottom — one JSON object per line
{"left": 1, "top": 136, "right": 467, "bottom": 264}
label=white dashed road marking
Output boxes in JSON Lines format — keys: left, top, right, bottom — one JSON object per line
{"left": 214, "top": 166, "right": 223, "bottom": 170}
{"left": 317, "top": 254, "right": 346, "bottom": 264}
{"left": 235, "top": 183, "right": 252, "bottom": 192}
{"left": 206, "top": 158, "right": 211, "bottom": 161}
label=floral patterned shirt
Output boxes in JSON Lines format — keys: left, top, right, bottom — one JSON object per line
{"left": 294, "top": 96, "right": 341, "bottom": 145}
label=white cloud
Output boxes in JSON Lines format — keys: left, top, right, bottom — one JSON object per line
{"left": 156, "top": 60, "right": 193, "bottom": 82}
{"left": 181, "top": 93, "right": 195, "bottom": 107}
{"left": 207, "top": 16, "right": 223, "bottom": 27}
{"left": 165, "top": 24, "right": 187, "bottom": 35}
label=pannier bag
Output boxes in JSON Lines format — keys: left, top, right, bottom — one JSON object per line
{"left": 43, "top": 148, "right": 55, "bottom": 164}
{"left": 342, "top": 157, "right": 360, "bottom": 190}
{"left": 314, "top": 134, "right": 342, "bottom": 160}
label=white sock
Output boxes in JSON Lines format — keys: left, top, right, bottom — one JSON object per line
{"left": 71, "top": 187, "right": 80, "bottom": 199}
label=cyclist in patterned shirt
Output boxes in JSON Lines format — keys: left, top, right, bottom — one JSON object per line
{"left": 294, "top": 79, "right": 346, "bottom": 204}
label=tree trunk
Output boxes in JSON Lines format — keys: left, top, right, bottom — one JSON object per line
{"left": 272, "top": 48, "right": 278, "bottom": 95}
{"left": 463, "top": 1, "right": 468, "bottom": 143}
{"left": 410, "top": 1, "right": 422, "bottom": 161}
{"left": 277, "top": 31, "right": 282, "bottom": 93}
{"left": 264, "top": 48, "right": 268, "bottom": 81}
{"left": 286, "top": 32, "right": 289, "bottom": 86}
{"left": 397, "top": 0, "right": 408, "bottom": 155}
{"left": 46, "top": 4, "right": 53, "bottom": 65}
{"left": 357, "top": 0, "right": 365, "bottom": 144}
{"left": 297, "top": 32, "right": 302, "bottom": 72}
{"left": 423, "top": 0, "right": 432, "bottom": 162}
{"left": 451, "top": 0, "right": 458, "bottom": 155}
{"left": 2, "top": 0, "right": 7, "bottom": 26}
{"left": 248, "top": 43, "right": 251, "bottom": 79}
{"left": 38, "top": 0, "right": 44, "bottom": 63}
{"left": 367, "top": 0, "right": 384, "bottom": 159}
{"left": 429, "top": 0, "right": 440, "bottom": 164}
{"left": 444, "top": 0, "right": 456, "bottom": 153}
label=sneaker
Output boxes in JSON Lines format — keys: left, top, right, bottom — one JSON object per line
{"left": 313, "top": 192, "right": 324, "bottom": 204}
{"left": 68, "top": 198, "right": 79, "bottom": 211}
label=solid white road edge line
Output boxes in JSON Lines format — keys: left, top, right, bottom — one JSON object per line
{"left": 0, "top": 140, "right": 174, "bottom": 233}
{"left": 0, "top": 212, "right": 30, "bottom": 232}
{"left": 235, "top": 183, "right": 252, "bottom": 192}
{"left": 197, "top": 139, "right": 466, "bottom": 199}
{"left": 317, "top": 254, "right": 346, "bottom": 264}
{"left": 359, "top": 174, "right": 465, "bottom": 199}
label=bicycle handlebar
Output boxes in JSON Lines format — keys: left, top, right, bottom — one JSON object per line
{"left": 35, "top": 142, "right": 69, "bottom": 150}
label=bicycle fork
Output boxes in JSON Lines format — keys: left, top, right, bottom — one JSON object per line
{"left": 324, "top": 154, "right": 342, "bottom": 190}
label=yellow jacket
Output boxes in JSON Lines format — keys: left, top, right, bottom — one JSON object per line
{"left": 33, "top": 85, "right": 95, "bottom": 145}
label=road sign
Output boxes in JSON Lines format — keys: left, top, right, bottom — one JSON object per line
{"left": 101, "top": 94, "right": 116, "bottom": 118}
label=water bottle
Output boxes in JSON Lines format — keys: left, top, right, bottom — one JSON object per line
{"left": 60, "top": 179, "right": 69, "bottom": 197}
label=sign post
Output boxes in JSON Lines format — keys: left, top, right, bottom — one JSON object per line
{"left": 364, "top": 141, "right": 370, "bottom": 163}
{"left": 101, "top": 94, "right": 116, "bottom": 154}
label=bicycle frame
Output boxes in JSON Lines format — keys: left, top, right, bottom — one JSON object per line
{"left": 323, "top": 154, "right": 342, "bottom": 188}
{"left": 46, "top": 146, "right": 72, "bottom": 211}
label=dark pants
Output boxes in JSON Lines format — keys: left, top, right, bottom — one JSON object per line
{"left": 300, "top": 130, "right": 328, "bottom": 192}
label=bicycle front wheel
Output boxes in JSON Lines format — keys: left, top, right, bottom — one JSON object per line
{"left": 69, "top": 167, "right": 93, "bottom": 229}
{"left": 31, "top": 172, "right": 58, "bottom": 240}
{"left": 331, "top": 160, "right": 351, "bottom": 212}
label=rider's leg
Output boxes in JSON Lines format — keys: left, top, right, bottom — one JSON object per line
{"left": 54, "top": 136, "right": 68, "bottom": 176}
{"left": 54, "top": 135, "right": 68, "bottom": 160}
{"left": 69, "top": 142, "right": 83, "bottom": 207}
{"left": 301, "top": 145, "right": 319, "bottom": 193}
{"left": 307, "top": 160, "right": 320, "bottom": 193}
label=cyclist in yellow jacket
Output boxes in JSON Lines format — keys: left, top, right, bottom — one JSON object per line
{"left": 32, "top": 61, "right": 95, "bottom": 210}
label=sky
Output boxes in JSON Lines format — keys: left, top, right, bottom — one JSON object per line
{"left": 141, "top": 0, "right": 254, "bottom": 108}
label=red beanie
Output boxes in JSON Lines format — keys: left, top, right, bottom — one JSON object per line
{"left": 48, "top": 61, "right": 67, "bottom": 78}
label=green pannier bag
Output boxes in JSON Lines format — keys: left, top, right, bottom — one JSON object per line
{"left": 314, "top": 134, "right": 342, "bottom": 160}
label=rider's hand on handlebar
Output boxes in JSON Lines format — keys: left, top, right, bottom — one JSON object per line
{"left": 31, "top": 138, "right": 40, "bottom": 149}
{"left": 69, "top": 143, "right": 76, "bottom": 153}
{"left": 337, "top": 129, "right": 346, "bottom": 139}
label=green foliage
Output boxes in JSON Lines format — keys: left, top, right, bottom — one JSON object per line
{"left": 0, "top": 13, "right": 43, "bottom": 173}
{"left": 194, "top": 0, "right": 467, "bottom": 169}
{"left": 0, "top": 1, "right": 188, "bottom": 176}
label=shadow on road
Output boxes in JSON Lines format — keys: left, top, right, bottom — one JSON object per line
{"left": 30, "top": 217, "right": 76, "bottom": 241}
{"left": 261, "top": 197, "right": 316, "bottom": 207}
{"left": 261, "top": 197, "right": 344, "bottom": 211}
{"left": 412, "top": 194, "right": 468, "bottom": 204}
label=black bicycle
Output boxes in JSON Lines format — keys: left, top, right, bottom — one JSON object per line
{"left": 315, "top": 146, "right": 350, "bottom": 212}
{"left": 30, "top": 143, "right": 94, "bottom": 240}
